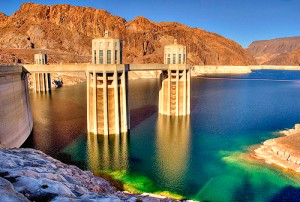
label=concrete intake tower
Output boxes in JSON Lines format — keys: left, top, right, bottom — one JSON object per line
{"left": 87, "top": 31, "right": 129, "bottom": 135}
{"left": 32, "top": 53, "right": 51, "bottom": 92}
{"left": 159, "top": 40, "right": 190, "bottom": 116}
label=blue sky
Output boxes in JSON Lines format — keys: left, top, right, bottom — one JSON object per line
{"left": 1, "top": 0, "right": 299, "bottom": 47}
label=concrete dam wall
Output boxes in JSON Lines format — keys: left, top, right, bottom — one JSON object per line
{"left": 0, "top": 65, "right": 33, "bottom": 148}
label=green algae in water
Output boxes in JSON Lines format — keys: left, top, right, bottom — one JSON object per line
{"left": 103, "top": 170, "right": 186, "bottom": 200}
{"left": 61, "top": 134, "right": 186, "bottom": 200}
{"left": 104, "top": 170, "right": 156, "bottom": 193}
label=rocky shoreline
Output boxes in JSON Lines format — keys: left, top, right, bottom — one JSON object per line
{"left": 254, "top": 124, "right": 300, "bottom": 172}
{"left": 193, "top": 65, "right": 252, "bottom": 74}
{"left": 27, "top": 72, "right": 86, "bottom": 89}
{"left": 26, "top": 65, "right": 257, "bottom": 90}
{"left": 27, "top": 71, "right": 163, "bottom": 90}
{"left": 0, "top": 148, "right": 180, "bottom": 201}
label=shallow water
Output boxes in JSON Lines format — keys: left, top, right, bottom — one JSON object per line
{"left": 24, "top": 70, "right": 300, "bottom": 201}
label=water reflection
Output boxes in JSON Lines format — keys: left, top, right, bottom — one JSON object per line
{"left": 87, "top": 134, "right": 129, "bottom": 173}
{"left": 155, "top": 115, "right": 191, "bottom": 188}
{"left": 24, "top": 84, "right": 87, "bottom": 157}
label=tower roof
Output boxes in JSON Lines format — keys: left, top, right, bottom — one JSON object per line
{"left": 164, "top": 39, "right": 185, "bottom": 47}
{"left": 165, "top": 43, "right": 185, "bottom": 47}
{"left": 93, "top": 30, "right": 120, "bottom": 40}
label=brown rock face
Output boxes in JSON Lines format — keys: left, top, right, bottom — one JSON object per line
{"left": 264, "top": 48, "right": 300, "bottom": 66}
{"left": 247, "top": 36, "right": 300, "bottom": 65}
{"left": 0, "top": 3, "right": 256, "bottom": 65}
{"left": 0, "top": 48, "right": 90, "bottom": 64}
{"left": 0, "top": 49, "right": 17, "bottom": 63}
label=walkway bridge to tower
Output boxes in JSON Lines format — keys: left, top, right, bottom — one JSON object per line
{"left": 23, "top": 63, "right": 186, "bottom": 72}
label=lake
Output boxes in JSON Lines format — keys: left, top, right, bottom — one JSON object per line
{"left": 23, "top": 70, "right": 300, "bottom": 201}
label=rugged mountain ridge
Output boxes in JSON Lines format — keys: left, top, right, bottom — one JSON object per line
{"left": 247, "top": 36, "right": 300, "bottom": 65}
{"left": 0, "top": 3, "right": 257, "bottom": 65}
{"left": 0, "top": 12, "right": 7, "bottom": 22}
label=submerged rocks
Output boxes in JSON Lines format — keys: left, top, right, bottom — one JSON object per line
{"left": 0, "top": 148, "right": 177, "bottom": 201}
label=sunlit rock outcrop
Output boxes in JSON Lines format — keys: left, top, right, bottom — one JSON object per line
{"left": 254, "top": 124, "right": 300, "bottom": 172}
{"left": 0, "top": 148, "right": 177, "bottom": 201}
{"left": 247, "top": 36, "right": 300, "bottom": 65}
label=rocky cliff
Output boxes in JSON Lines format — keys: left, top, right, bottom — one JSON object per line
{"left": 0, "top": 3, "right": 256, "bottom": 65}
{"left": 247, "top": 36, "right": 300, "bottom": 65}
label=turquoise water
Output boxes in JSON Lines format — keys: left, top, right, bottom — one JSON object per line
{"left": 26, "top": 70, "right": 300, "bottom": 201}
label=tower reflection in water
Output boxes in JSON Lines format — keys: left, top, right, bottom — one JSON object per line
{"left": 87, "top": 133, "right": 129, "bottom": 174}
{"left": 155, "top": 115, "right": 191, "bottom": 190}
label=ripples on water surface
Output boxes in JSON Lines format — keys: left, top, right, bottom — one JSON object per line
{"left": 24, "top": 70, "right": 300, "bottom": 201}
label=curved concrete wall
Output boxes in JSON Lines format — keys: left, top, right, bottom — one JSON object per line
{"left": 0, "top": 65, "right": 33, "bottom": 148}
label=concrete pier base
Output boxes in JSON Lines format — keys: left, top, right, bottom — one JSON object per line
{"left": 33, "top": 73, "right": 51, "bottom": 92}
{"left": 86, "top": 65, "right": 129, "bottom": 135}
{"left": 159, "top": 65, "right": 190, "bottom": 116}
{"left": 32, "top": 53, "right": 51, "bottom": 93}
